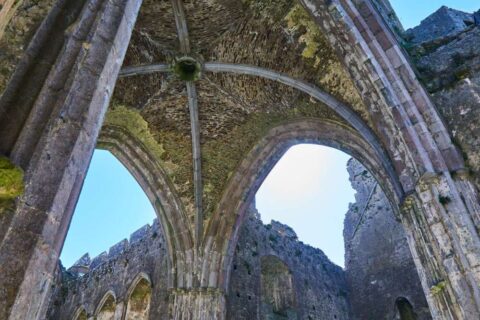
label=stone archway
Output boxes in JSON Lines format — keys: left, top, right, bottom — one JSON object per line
{"left": 97, "top": 120, "right": 194, "bottom": 288}
{"left": 0, "top": 0, "right": 479, "bottom": 319}
{"left": 95, "top": 292, "right": 116, "bottom": 320}
{"left": 396, "top": 297, "right": 418, "bottom": 320}
{"left": 260, "top": 255, "right": 297, "bottom": 319}
{"left": 125, "top": 274, "right": 152, "bottom": 320}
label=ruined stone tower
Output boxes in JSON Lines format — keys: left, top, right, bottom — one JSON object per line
{"left": 0, "top": 0, "right": 479, "bottom": 319}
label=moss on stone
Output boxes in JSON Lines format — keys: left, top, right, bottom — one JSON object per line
{"left": 0, "top": 156, "right": 24, "bottom": 200}
{"left": 102, "top": 104, "right": 195, "bottom": 217}
{"left": 103, "top": 105, "right": 165, "bottom": 161}
{"left": 172, "top": 57, "right": 202, "bottom": 82}
{"left": 202, "top": 98, "right": 342, "bottom": 219}
{"left": 430, "top": 280, "right": 446, "bottom": 295}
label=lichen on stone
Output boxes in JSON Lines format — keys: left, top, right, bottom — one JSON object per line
{"left": 102, "top": 104, "right": 165, "bottom": 161}
{"left": 0, "top": 156, "right": 24, "bottom": 200}
{"left": 430, "top": 280, "right": 446, "bottom": 295}
{"left": 202, "top": 98, "right": 343, "bottom": 220}
{"left": 172, "top": 57, "right": 202, "bottom": 82}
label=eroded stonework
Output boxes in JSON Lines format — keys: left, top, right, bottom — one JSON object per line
{"left": 1, "top": 0, "right": 480, "bottom": 318}
{"left": 344, "top": 159, "right": 432, "bottom": 320}
{"left": 46, "top": 205, "right": 351, "bottom": 320}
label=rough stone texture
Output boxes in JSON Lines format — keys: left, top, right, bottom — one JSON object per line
{"left": 406, "top": 8, "right": 480, "bottom": 192}
{"left": 0, "top": 0, "right": 143, "bottom": 318}
{"left": 0, "top": 0, "right": 55, "bottom": 93}
{"left": 47, "top": 206, "right": 350, "bottom": 320}
{"left": 406, "top": 7, "right": 474, "bottom": 44}
{"left": 46, "top": 221, "right": 168, "bottom": 320}
{"left": 344, "top": 159, "right": 432, "bottom": 320}
{"left": 227, "top": 207, "right": 349, "bottom": 320}
{"left": 2, "top": 0, "right": 480, "bottom": 318}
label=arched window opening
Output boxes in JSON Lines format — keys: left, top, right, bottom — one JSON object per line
{"left": 59, "top": 149, "right": 156, "bottom": 269}
{"left": 96, "top": 293, "right": 116, "bottom": 320}
{"left": 72, "top": 307, "right": 87, "bottom": 320}
{"left": 256, "top": 144, "right": 354, "bottom": 267}
{"left": 125, "top": 277, "right": 152, "bottom": 320}
{"left": 396, "top": 298, "right": 417, "bottom": 320}
{"left": 260, "top": 255, "right": 297, "bottom": 319}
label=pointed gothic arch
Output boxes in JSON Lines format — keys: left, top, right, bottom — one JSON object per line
{"left": 95, "top": 291, "right": 116, "bottom": 320}
{"left": 395, "top": 297, "right": 418, "bottom": 320}
{"left": 203, "top": 118, "right": 400, "bottom": 291}
{"left": 97, "top": 123, "right": 194, "bottom": 288}
{"left": 72, "top": 306, "right": 88, "bottom": 320}
{"left": 125, "top": 273, "right": 153, "bottom": 320}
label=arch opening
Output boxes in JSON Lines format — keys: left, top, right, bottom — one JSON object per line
{"left": 396, "top": 297, "right": 418, "bottom": 320}
{"left": 256, "top": 144, "right": 353, "bottom": 267}
{"left": 96, "top": 293, "right": 116, "bottom": 320}
{"left": 60, "top": 149, "right": 156, "bottom": 270}
{"left": 125, "top": 276, "right": 152, "bottom": 320}
{"left": 260, "top": 256, "right": 297, "bottom": 319}
{"left": 215, "top": 120, "right": 431, "bottom": 319}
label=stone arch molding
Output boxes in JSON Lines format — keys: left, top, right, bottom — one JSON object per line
{"left": 95, "top": 291, "right": 117, "bottom": 320}
{"left": 72, "top": 306, "right": 88, "bottom": 320}
{"left": 97, "top": 124, "right": 194, "bottom": 288}
{"left": 0, "top": 0, "right": 479, "bottom": 319}
{"left": 203, "top": 119, "right": 399, "bottom": 291}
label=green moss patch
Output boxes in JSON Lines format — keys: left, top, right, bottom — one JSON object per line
{"left": 0, "top": 156, "right": 24, "bottom": 200}
{"left": 103, "top": 105, "right": 165, "bottom": 161}
{"left": 430, "top": 280, "right": 446, "bottom": 295}
{"left": 172, "top": 57, "right": 202, "bottom": 82}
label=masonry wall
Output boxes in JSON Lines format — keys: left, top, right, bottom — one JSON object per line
{"left": 343, "top": 159, "right": 432, "bottom": 320}
{"left": 226, "top": 206, "right": 350, "bottom": 320}
{"left": 47, "top": 207, "right": 351, "bottom": 320}
{"left": 46, "top": 220, "right": 171, "bottom": 320}
{"left": 407, "top": 10, "right": 480, "bottom": 192}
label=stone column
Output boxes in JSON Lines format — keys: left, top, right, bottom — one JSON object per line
{"left": 170, "top": 289, "right": 226, "bottom": 320}
{"left": 114, "top": 302, "right": 125, "bottom": 320}
{"left": 401, "top": 179, "right": 480, "bottom": 320}
{"left": 0, "top": 0, "right": 142, "bottom": 318}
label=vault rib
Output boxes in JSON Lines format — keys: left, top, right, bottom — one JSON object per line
{"left": 118, "top": 61, "right": 401, "bottom": 197}
{"left": 171, "top": 0, "right": 204, "bottom": 249}
{"left": 187, "top": 81, "right": 203, "bottom": 247}
{"left": 171, "top": 0, "right": 191, "bottom": 54}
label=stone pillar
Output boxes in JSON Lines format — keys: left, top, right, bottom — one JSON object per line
{"left": 170, "top": 289, "right": 226, "bottom": 320}
{"left": 0, "top": 0, "right": 142, "bottom": 318}
{"left": 401, "top": 177, "right": 480, "bottom": 320}
{"left": 114, "top": 302, "right": 125, "bottom": 320}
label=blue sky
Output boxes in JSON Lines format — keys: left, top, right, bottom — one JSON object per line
{"left": 61, "top": 0, "right": 478, "bottom": 269}
{"left": 390, "top": 0, "right": 478, "bottom": 29}
{"left": 256, "top": 145, "right": 354, "bottom": 267}
{"left": 60, "top": 150, "right": 156, "bottom": 268}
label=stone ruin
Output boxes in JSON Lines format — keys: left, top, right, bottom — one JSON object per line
{"left": 45, "top": 159, "right": 432, "bottom": 319}
{"left": 0, "top": 0, "right": 480, "bottom": 319}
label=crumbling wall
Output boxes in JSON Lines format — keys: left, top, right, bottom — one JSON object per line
{"left": 47, "top": 206, "right": 350, "bottom": 320}
{"left": 343, "top": 159, "right": 432, "bottom": 320}
{"left": 46, "top": 220, "right": 170, "bottom": 320}
{"left": 403, "top": 7, "right": 480, "bottom": 192}
{"left": 227, "top": 206, "right": 350, "bottom": 320}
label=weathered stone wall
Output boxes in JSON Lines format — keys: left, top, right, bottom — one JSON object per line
{"left": 344, "top": 159, "right": 432, "bottom": 320}
{"left": 46, "top": 220, "right": 170, "bottom": 320}
{"left": 227, "top": 206, "right": 350, "bottom": 320}
{"left": 404, "top": 7, "right": 480, "bottom": 192}
{"left": 47, "top": 206, "right": 350, "bottom": 320}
